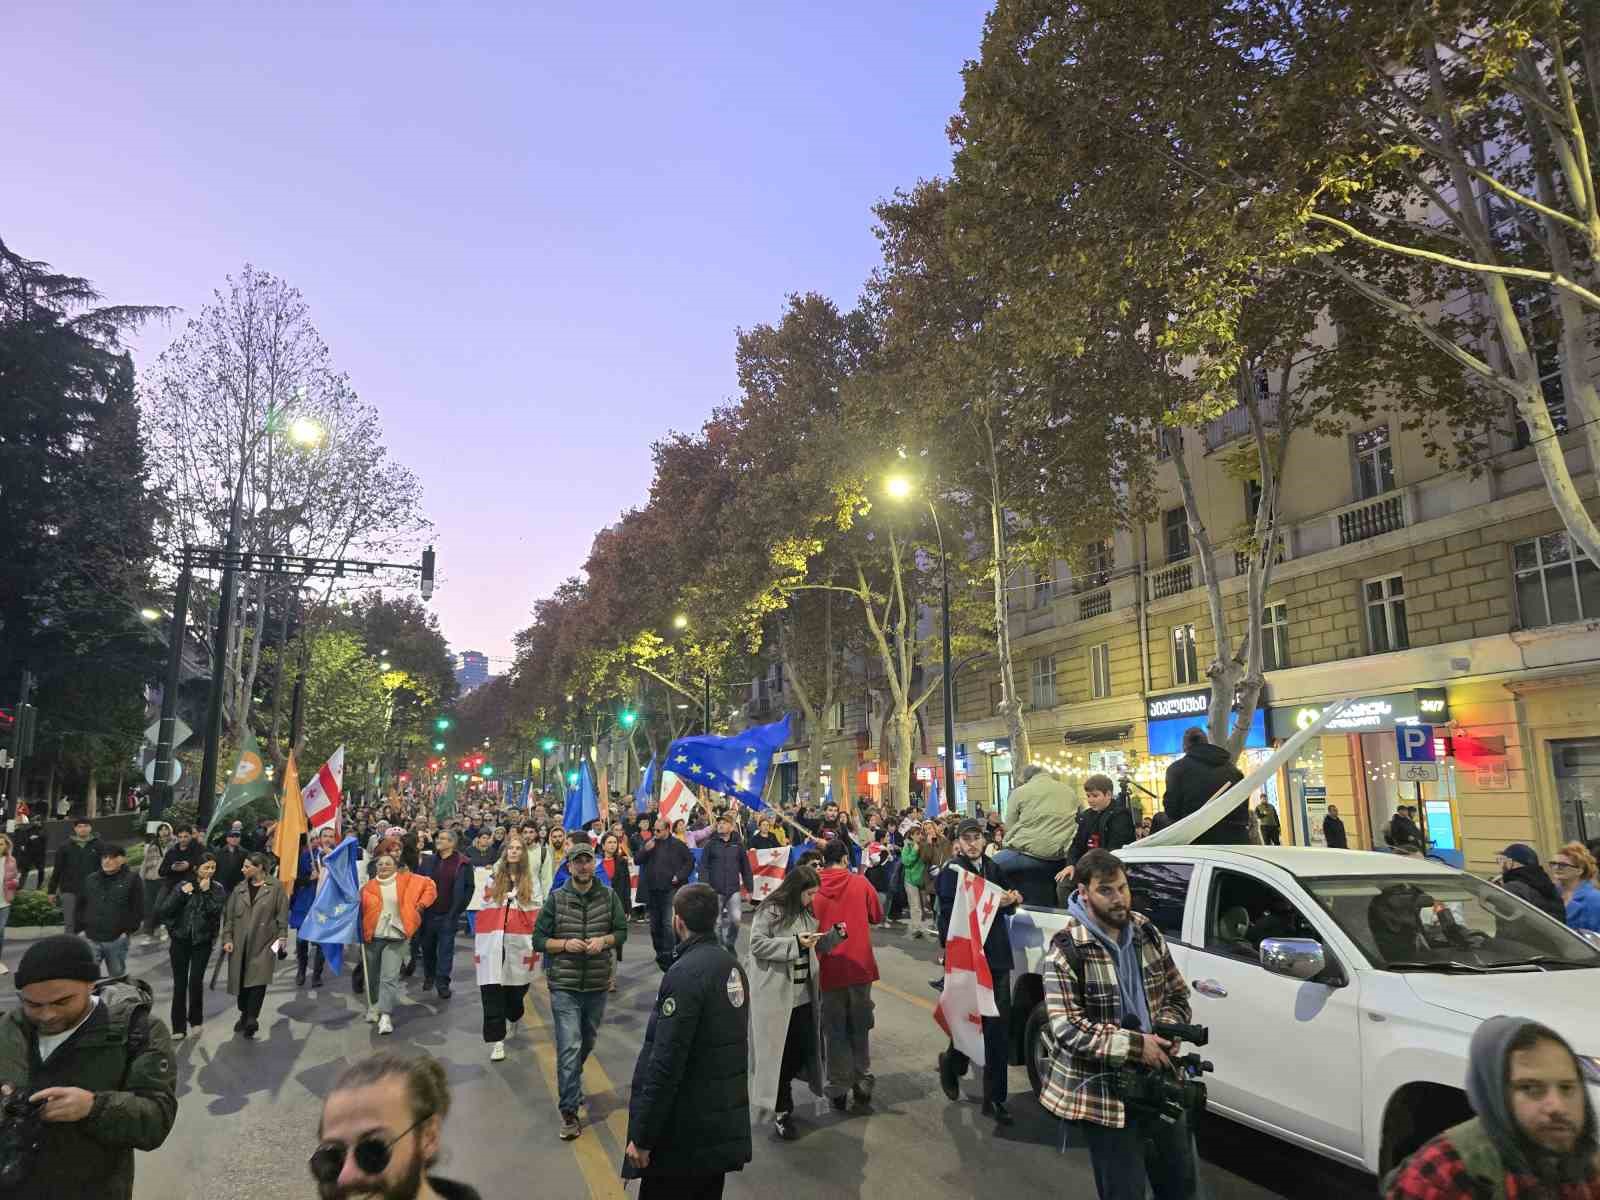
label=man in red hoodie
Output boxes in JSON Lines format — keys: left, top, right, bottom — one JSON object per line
{"left": 811, "top": 837, "right": 884, "bottom": 1112}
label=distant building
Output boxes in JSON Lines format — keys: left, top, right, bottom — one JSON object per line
{"left": 455, "top": 650, "right": 490, "bottom": 695}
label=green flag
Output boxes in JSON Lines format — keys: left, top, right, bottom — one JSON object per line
{"left": 206, "top": 728, "right": 274, "bottom": 839}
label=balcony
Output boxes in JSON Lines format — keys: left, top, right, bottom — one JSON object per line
{"left": 1233, "top": 532, "right": 1290, "bottom": 577}
{"left": 1146, "top": 559, "right": 1193, "bottom": 601}
{"left": 1077, "top": 585, "right": 1112, "bottom": 620}
{"left": 1202, "top": 392, "right": 1280, "bottom": 452}
{"left": 1332, "top": 491, "right": 1409, "bottom": 547}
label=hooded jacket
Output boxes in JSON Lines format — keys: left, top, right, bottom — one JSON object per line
{"left": 1163, "top": 743, "right": 1247, "bottom": 844}
{"left": 810, "top": 866, "right": 883, "bottom": 990}
{"left": 1501, "top": 865, "right": 1568, "bottom": 924}
{"left": 1384, "top": 1016, "right": 1599, "bottom": 1199}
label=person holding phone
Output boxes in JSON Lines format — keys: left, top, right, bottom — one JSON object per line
{"left": 158, "top": 852, "right": 225, "bottom": 1039}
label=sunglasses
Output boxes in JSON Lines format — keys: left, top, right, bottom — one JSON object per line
{"left": 309, "top": 1115, "right": 426, "bottom": 1184}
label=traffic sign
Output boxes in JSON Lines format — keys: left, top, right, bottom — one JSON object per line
{"left": 144, "top": 759, "right": 182, "bottom": 787}
{"left": 1399, "top": 762, "right": 1440, "bottom": 782}
{"left": 144, "top": 718, "right": 193, "bottom": 749}
{"left": 1396, "top": 724, "right": 1435, "bottom": 764}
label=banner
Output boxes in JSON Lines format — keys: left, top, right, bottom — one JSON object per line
{"left": 466, "top": 865, "right": 496, "bottom": 912}
{"left": 663, "top": 714, "right": 791, "bottom": 809}
{"left": 273, "top": 753, "right": 308, "bottom": 896}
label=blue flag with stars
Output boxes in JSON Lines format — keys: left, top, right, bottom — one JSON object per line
{"left": 635, "top": 756, "right": 656, "bottom": 815}
{"left": 564, "top": 760, "right": 599, "bottom": 831}
{"left": 664, "top": 714, "right": 791, "bottom": 810}
{"left": 302, "top": 835, "right": 362, "bottom": 974}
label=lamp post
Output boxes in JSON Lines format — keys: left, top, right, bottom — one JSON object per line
{"left": 672, "top": 613, "right": 712, "bottom": 734}
{"left": 886, "top": 475, "right": 957, "bottom": 813}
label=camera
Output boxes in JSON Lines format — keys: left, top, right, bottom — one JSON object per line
{"left": 1113, "top": 1019, "right": 1214, "bottom": 1125}
{"left": 0, "top": 1091, "right": 47, "bottom": 1190}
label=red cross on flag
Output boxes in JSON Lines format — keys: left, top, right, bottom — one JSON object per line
{"left": 934, "top": 864, "right": 1005, "bottom": 1065}
{"left": 659, "top": 770, "right": 697, "bottom": 828}
{"left": 747, "top": 848, "right": 788, "bottom": 901}
{"left": 301, "top": 746, "right": 345, "bottom": 831}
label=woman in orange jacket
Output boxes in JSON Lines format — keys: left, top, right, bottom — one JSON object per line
{"left": 359, "top": 852, "right": 437, "bottom": 1034}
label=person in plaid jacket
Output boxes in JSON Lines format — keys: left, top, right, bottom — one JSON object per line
{"left": 1384, "top": 1016, "right": 1598, "bottom": 1200}
{"left": 1040, "top": 849, "right": 1198, "bottom": 1199}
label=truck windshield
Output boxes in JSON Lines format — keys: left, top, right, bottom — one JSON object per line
{"left": 1301, "top": 873, "right": 1600, "bottom": 972}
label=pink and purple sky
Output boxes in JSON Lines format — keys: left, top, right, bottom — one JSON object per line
{"left": 4, "top": 2, "right": 989, "bottom": 664}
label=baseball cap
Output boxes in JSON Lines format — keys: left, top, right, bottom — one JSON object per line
{"left": 1499, "top": 844, "right": 1539, "bottom": 868}
{"left": 956, "top": 818, "right": 984, "bottom": 838}
{"left": 566, "top": 837, "right": 596, "bottom": 861}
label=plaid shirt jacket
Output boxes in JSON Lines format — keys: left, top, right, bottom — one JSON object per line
{"left": 1039, "top": 912, "right": 1191, "bottom": 1128}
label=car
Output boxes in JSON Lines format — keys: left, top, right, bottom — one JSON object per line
{"left": 1006, "top": 845, "right": 1600, "bottom": 1176}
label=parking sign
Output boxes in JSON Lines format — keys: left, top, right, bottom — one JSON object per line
{"left": 1396, "top": 724, "right": 1435, "bottom": 763}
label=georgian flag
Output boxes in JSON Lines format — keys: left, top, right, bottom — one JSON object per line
{"left": 302, "top": 746, "right": 345, "bottom": 831}
{"left": 747, "top": 848, "right": 788, "bottom": 901}
{"left": 628, "top": 860, "right": 643, "bottom": 907}
{"left": 934, "top": 864, "right": 1006, "bottom": 1066}
{"left": 659, "top": 769, "right": 697, "bottom": 828}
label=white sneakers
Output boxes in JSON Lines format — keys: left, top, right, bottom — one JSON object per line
{"left": 490, "top": 1041, "right": 506, "bottom": 1062}
{"left": 366, "top": 1007, "right": 380, "bottom": 1024}
{"left": 0, "top": 961, "right": 9, "bottom": 975}
{"left": 378, "top": 1015, "right": 394, "bottom": 1035}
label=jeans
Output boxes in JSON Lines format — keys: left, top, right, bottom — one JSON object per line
{"left": 992, "top": 848, "right": 1066, "bottom": 908}
{"left": 945, "top": 968, "right": 1011, "bottom": 1104}
{"left": 820, "top": 983, "right": 874, "bottom": 1097}
{"left": 480, "top": 982, "right": 529, "bottom": 1042}
{"left": 419, "top": 913, "right": 457, "bottom": 985}
{"left": 1075, "top": 1109, "right": 1199, "bottom": 1200}
{"left": 0, "top": 904, "right": 10, "bottom": 960}
{"left": 366, "top": 937, "right": 408, "bottom": 1014}
{"left": 59, "top": 892, "right": 78, "bottom": 935}
{"left": 647, "top": 888, "right": 678, "bottom": 970}
{"left": 93, "top": 933, "right": 129, "bottom": 978}
{"left": 549, "top": 988, "right": 607, "bottom": 1114}
{"left": 715, "top": 891, "right": 742, "bottom": 952}
{"left": 168, "top": 937, "right": 211, "bottom": 1033}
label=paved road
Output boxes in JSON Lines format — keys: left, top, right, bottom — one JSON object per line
{"left": 2, "top": 916, "right": 1375, "bottom": 1199}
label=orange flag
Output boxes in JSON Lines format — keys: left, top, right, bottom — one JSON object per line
{"left": 273, "top": 751, "right": 308, "bottom": 895}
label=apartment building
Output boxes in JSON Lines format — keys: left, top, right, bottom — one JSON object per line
{"left": 943, "top": 396, "right": 1599, "bottom": 874}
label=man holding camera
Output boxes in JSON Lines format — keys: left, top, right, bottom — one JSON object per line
{"left": 1041, "top": 849, "right": 1199, "bottom": 1199}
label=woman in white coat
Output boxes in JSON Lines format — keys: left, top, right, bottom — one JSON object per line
{"left": 746, "top": 864, "right": 845, "bottom": 1141}
{"left": 475, "top": 838, "right": 542, "bottom": 1062}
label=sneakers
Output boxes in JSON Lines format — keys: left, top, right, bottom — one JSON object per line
{"left": 0, "top": 961, "right": 8, "bottom": 975}
{"left": 366, "top": 1007, "right": 380, "bottom": 1024}
{"left": 422, "top": 976, "right": 435, "bottom": 991}
{"left": 938, "top": 1052, "right": 959, "bottom": 1101}
{"left": 772, "top": 1113, "right": 797, "bottom": 1141}
{"left": 437, "top": 984, "right": 451, "bottom": 1000}
{"left": 295, "top": 968, "right": 306, "bottom": 987}
{"left": 854, "top": 1073, "right": 876, "bottom": 1103}
{"left": 233, "top": 1016, "right": 246, "bottom": 1033}
{"left": 559, "top": 1112, "right": 581, "bottom": 1140}
{"left": 172, "top": 1029, "right": 187, "bottom": 1042}
{"left": 829, "top": 1095, "right": 848, "bottom": 1112}
{"left": 378, "top": 1014, "right": 394, "bottom": 1035}
{"left": 312, "top": 974, "right": 323, "bottom": 989}
{"left": 982, "top": 1100, "right": 1014, "bottom": 1126}
{"left": 490, "top": 1042, "right": 506, "bottom": 1062}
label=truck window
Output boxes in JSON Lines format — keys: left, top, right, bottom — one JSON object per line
{"left": 1205, "top": 869, "right": 1324, "bottom": 963}
{"left": 1123, "top": 862, "right": 1193, "bottom": 941}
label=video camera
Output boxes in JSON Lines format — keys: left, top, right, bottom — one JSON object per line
{"left": 0, "top": 1091, "right": 46, "bottom": 1190}
{"left": 1114, "top": 1018, "right": 1214, "bottom": 1125}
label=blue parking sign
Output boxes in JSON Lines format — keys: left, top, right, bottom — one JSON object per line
{"left": 1396, "top": 724, "right": 1435, "bottom": 763}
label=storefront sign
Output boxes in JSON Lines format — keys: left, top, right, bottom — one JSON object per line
{"left": 1145, "top": 687, "right": 1272, "bottom": 755}
{"left": 1291, "top": 688, "right": 1451, "bottom": 734}
{"left": 772, "top": 749, "right": 800, "bottom": 764}
{"left": 975, "top": 737, "right": 1011, "bottom": 755}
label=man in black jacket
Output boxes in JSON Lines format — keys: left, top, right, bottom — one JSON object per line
{"left": 1496, "top": 844, "right": 1567, "bottom": 923}
{"left": 624, "top": 883, "right": 751, "bottom": 1197}
{"left": 1163, "top": 727, "right": 1247, "bottom": 845}
{"left": 48, "top": 820, "right": 103, "bottom": 936}
{"left": 416, "top": 830, "right": 473, "bottom": 998}
{"left": 699, "top": 811, "right": 753, "bottom": 953}
{"left": 1387, "top": 806, "right": 1425, "bottom": 853}
{"left": 12, "top": 816, "right": 48, "bottom": 891}
{"left": 212, "top": 827, "right": 249, "bottom": 892}
{"left": 1057, "top": 775, "right": 1139, "bottom": 903}
{"left": 79, "top": 844, "right": 143, "bottom": 979}
{"left": 636, "top": 818, "right": 694, "bottom": 972}
{"left": 1322, "top": 805, "right": 1349, "bottom": 849}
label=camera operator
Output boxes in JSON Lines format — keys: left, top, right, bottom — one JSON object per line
{"left": 1040, "top": 849, "right": 1199, "bottom": 1200}
{"left": 0, "top": 934, "right": 177, "bottom": 1199}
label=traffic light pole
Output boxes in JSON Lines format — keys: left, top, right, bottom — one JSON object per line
{"left": 149, "top": 564, "right": 192, "bottom": 822}
{"left": 195, "top": 482, "right": 245, "bottom": 834}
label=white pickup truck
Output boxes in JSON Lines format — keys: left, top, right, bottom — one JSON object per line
{"left": 1006, "top": 845, "right": 1600, "bottom": 1176}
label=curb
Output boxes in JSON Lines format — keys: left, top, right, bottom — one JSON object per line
{"left": 6, "top": 924, "right": 69, "bottom": 941}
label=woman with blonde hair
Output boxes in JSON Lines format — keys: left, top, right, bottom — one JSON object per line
{"left": 476, "top": 837, "right": 542, "bottom": 1061}
{"left": 0, "top": 832, "right": 18, "bottom": 973}
{"left": 1549, "top": 841, "right": 1600, "bottom": 933}
{"left": 358, "top": 850, "right": 437, "bottom": 1035}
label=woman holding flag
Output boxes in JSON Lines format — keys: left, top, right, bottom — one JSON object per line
{"left": 475, "top": 838, "right": 541, "bottom": 1061}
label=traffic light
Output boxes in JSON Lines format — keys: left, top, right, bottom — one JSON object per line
{"left": 435, "top": 717, "right": 452, "bottom": 731}
{"left": 540, "top": 737, "right": 557, "bottom": 752}
{"left": 619, "top": 708, "right": 637, "bottom": 729}
{"left": 481, "top": 765, "right": 494, "bottom": 777}
{"left": 566, "top": 770, "right": 578, "bottom": 786}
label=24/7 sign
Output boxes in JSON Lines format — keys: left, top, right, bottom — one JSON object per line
{"left": 1396, "top": 724, "right": 1439, "bottom": 781}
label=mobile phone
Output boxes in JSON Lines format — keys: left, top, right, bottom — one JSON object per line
{"left": 833, "top": 921, "right": 849, "bottom": 940}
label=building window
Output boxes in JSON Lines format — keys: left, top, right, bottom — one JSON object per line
{"left": 1089, "top": 642, "right": 1112, "bottom": 699}
{"left": 1364, "top": 575, "right": 1409, "bottom": 653}
{"left": 1245, "top": 478, "right": 1263, "bottom": 525}
{"left": 1508, "top": 288, "right": 1569, "bottom": 444}
{"left": 1262, "top": 602, "right": 1289, "bottom": 671}
{"left": 1354, "top": 425, "right": 1394, "bottom": 499}
{"left": 989, "top": 681, "right": 1005, "bottom": 713}
{"left": 1171, "top": 624, "right": 1199, "bottom": 685}
{"left": 1514, "top": 533, "right": 1600, "bottom": 627}
{"left": 1164, "top": 507, "right": 1191, "bottom": 564}
{"left": 1034, "top": 572, "right": 1053, "bottom": 609}
{"left": 1082, "top": 538, "right": 1113, "bottom": 590}
{"left": 1031, "top": 656, "right": 1057, "bottom": 709}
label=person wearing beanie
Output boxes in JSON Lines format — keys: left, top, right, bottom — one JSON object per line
{"left": 1496, "top": 844, "right": 1568, "bottom": 924}
{"left": 0, "top": 935, "right": 177, "bottom": 1200}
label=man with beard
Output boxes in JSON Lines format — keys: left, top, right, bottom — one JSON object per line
{"left": 1038, "top": 849, "right": 1197, "bottom": 1199}
{"left": 1385, "top": 1017, "right": 1598, "bottom": 1198}
{"left": 311, "top": 1051, "right": 481, "bottom": 1200}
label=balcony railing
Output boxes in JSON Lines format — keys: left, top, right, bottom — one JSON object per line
{"left": 1077, "top": 585, "right": 1112, "bottom": 619}
{"left": 1333, "top": 492, "right": 1408, "bottom": 546}
{"left": 1233, "top": 533, "right": 1289, "bottom": 577}
{"left": 1202, "top": 392, "right": 1280, "bottom": 451}
{"left": 1146, "top": 559, "right": 1193, "bottom": 601}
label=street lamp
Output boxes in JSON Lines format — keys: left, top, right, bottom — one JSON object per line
{"left": 139, "top": 607, "right": 162, "bottom": 622}
{"left": 672, "top": 613, "right": 689, "bottom": 630}
{"left": 885, "top": 473, "right": 957, "bottom": 814}
{"left": 669, "top": 614, "right": 711, "bottom": 733}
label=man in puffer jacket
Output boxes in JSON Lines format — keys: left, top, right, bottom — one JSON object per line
{"left": 1163, "top": 726, "right": 1247, "bottom": 844}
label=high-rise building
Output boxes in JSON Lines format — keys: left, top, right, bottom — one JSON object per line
{"left": 455, "top": 650, "right": 489, "bottom": 695}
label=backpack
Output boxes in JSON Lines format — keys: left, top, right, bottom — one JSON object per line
{"left": 93, "top": 977, "right": 155, "bottom": 1085}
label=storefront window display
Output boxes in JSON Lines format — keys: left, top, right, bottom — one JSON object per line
{"left": 1359, "top": 731, "right": 1459, "bottom": 858}
{"left": 1288, "top": 739, "right": 1328, "bottom": 846}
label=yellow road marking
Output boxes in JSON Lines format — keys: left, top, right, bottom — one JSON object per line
{"left": 875, "top": 980, "right": 938, "bottom": 1013}
{"left": 521, "top": 998, "right": 628, "bottom": 1199}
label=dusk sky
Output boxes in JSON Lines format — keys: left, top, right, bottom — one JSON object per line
{"left": 5, "top": 2, "right": 991, "bottom": 668}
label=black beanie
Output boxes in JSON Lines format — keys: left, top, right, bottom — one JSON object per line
{"left": 15, "top": 934, "right": 100, "bottom": 990}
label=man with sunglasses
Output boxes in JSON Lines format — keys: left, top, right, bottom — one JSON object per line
{"left": 312, "top": 1050, "right": 481, "bottom": 1200}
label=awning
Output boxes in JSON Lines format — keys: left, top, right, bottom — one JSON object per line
{"left": 1062, "top": 724, "right": 1134, "bottom": 745}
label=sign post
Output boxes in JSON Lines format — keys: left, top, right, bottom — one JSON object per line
{"left": 1395, "top": 724, "right": 1439, "bottom": 782}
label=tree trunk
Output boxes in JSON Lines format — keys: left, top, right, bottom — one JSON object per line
{"left": 986, "top": 419, "right": 1031, "bottom": 773}
{"left": 85, "top": 766, "right": 99, "bottom": 819}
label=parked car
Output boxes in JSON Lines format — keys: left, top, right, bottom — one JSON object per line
{"left": 1008, "top": 845, "right": 1600, "bottom": 1176}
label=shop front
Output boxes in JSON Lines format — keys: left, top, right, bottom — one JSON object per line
{"left": 1141, "top": 688, "right": 1281, "bottom": 838}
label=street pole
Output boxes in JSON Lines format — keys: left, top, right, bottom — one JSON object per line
{"left": 196, "top": 478, "right": 245, "bottom": 832}
{"left": 4, "top": 669, "right": 34, "bottom": 823}
{"left": 930, "top": 503, "right": 957, "bottom": 816}
{"left": 150, "top": 562, "right": 193, "bottom": 821}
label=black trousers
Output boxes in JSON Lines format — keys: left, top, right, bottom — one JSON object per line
{"left": 168, "top": 937, "right": 211, "bottom": 1033}
{"left": 776, "top": 1002, "right": 816, "bottom": 1114}
{"left": 945, "top": 968, "right": 1011, "bottom": 1104}
{"left": 1075, "top": 1109, "right": 1199, "bottom": 1200}
{"left": 639, "top": 1174, "right": 725, "bottom": 1199}
{"left": 481, "top": 983, "right": 529, "bottom": 1043}
{"left": 296, "top": 936, "right": 326, "bottom": 977}
{"left": 647, "top": 888, "right": 678, "bottom": 970}
{"left": 236, "top": 984, "right": 267, "bottom": 1025}
{"left": 1260, "top": 825, "right": 1281, "bottom": 845}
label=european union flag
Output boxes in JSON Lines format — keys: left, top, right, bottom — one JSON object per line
{"left": 635, "top": 757, "right": 656, "bottom": 815}
{"left": 664, "top": 714, "right": 791, "bottom": 810}
{"left": 564, "top": 760, "right": 599, "bottom": 831}
{"left": 302, "top": 835, "right": 362, "bottom": 974}
{"left": 924, "top": 776, "right": 941, "bottom": 820}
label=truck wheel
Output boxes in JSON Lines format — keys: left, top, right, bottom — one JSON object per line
{"left": 1024, "top": 1000, "right": 1055, "bottom": 1097}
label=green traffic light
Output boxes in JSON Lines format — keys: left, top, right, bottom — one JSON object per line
{"left": 541, "top": 737, "right": 557, "bottom": 752}
{"left": 619, "top": 709, "right": 637, "bottom": 728}
{"left": 482, "top": 766, "right": 494, "bottom": 777}
{"left": 566, "top": 771, "right": 578, "bottom": 785}
{"left": 433, "top": 741, "right": 445, "bottom": 751}
{"left": 435, "top": 717, "right": 452, "bottom": 731}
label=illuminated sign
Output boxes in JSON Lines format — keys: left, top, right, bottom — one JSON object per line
{"left": 1294, "top": 688, "right": 1450, "bottom": 733}
{"left": 1145, "top": 687, "right": 1272, "bottom": 755}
